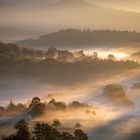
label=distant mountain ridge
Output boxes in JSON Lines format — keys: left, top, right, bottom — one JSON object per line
{"left": 1, "top": 0, "right": 140, "bottom": 42}
{"left": 17, "top": 29, "right": 140, "bottom": 49}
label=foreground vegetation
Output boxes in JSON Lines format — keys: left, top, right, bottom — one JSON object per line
{"left": 3, "top": 119, "right": 88, "bottom": 140}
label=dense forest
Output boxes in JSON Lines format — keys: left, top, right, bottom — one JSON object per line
{"left": 2, "top": 119, "right": 88, "bottom": 140}
{"left": 0, "top": 42, "right": 138, "bottom": 85}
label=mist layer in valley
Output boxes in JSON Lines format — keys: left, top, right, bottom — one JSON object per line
{"left": 17, "top": 29, "right": 140, "bottom": 63}
{"left": 0, "top": 0, "right": 140, "bottom": 140}
{"left": 0, "top": 42, "right": 140, "bottom": 140}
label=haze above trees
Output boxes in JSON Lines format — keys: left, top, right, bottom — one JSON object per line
{"left": 0, "top": 42, "right": 138, "bottom": 85}
{"left": 1, "top": 0, "right": 140, "bottom": 42}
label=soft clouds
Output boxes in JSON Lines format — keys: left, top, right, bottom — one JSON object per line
{"left": 0, "top": 0, "right": 140, "bottom": 12}
{"left": 89, "top": 0, "right": 140, "bottom": 13}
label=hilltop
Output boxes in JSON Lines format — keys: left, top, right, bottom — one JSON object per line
{"left": 18, "top": 29, "right": 140, "bottom": 49}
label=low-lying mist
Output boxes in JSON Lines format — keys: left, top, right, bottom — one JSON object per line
{"left": 0, "top": 42, "right": 140, "bottom": 140}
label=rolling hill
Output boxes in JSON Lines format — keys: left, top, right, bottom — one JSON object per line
{"left": 1, "top": 0, "right": 140, "bottom": 42}
{"left": 17, "top": 29, "right": 140, "bottom": 49}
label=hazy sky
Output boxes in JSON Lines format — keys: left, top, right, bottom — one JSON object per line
{"left": 0, "top": 0, "right": 140, "bottom": 42}
{"left": 90, "top": 0, "right": 140, "bottom": 13}
{"left": 0, "top": 0, "right": 140, "bottom": 12}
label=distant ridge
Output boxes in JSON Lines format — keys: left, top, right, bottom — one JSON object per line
{"left": 17, "top": 29, "right": 140, "bottom": 49}
{"left": 1, "top": 0, "right": 140, "bottom": 41}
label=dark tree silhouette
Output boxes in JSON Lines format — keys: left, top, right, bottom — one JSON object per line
{"left": 3, "top": 120, "right": 31, "bottom": 140}
{"left": 61, "top": 132, "right": 74, "bottom": 140}
{"left": 3, "top": 120, "right": 89, "bottom": 140}
{"left": 32, "top": 122, "right": 60, "bottom": 140}
{"left": 108, "top": 54, "right": 116, "bottom": 61}
{"left": 103, "top": 84, "right": 134, "bottom": 108}
{"left": 92, "top": 52, "right": 98, "bottom": 60}
{"left": 68, "top": 101, "right": 88, "bottom": 108}
{"left": 6, "top": 101, "right": 17, "bottom": 112}
{"left": 0, "top": 106, "right": 5, "bottom": 112}
{"left": 14, "top": 120, "right": 31, "bottom": 140}
{"left": 47, "top": 98, "right": 66, "bottom": 110}
{"left": 74, "top": 129, "right": 88, "bottom": 140}
{"left": 52, "top": 119, "right": 61, "bottom": 127}
{"left": 29, "top": 97, "right": 45, "bottom": 117}
{"left": 75, "top": 123, "right": 81, "bottom": 128}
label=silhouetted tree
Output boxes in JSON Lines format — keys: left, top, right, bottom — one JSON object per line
{"left": 31, "top": 97, "right": 41, "bottom": 106}
{"left": 14, "top": 120, "right": 31, "bottom": 140}
{"left": 3, "top": 120, "right": 31, "bottom": 140}
{"left": 92, "top": 52, "right": 98, "bottom": 60}
{"left": 16, "top": 103, "right": 27, "bottom": 112}
{"left": 47, "top": 98, "right": 66, "bottom": 110}
{"left": 52, "top": 119, "right": 61, "bottom": 127}
{"left": 6, "top": 101, "right": 17, "bottom": 112}
{"left": 0, "top": 106, "right": 5, "bottom": 112}
{"left": 61, "top": 132, "right": 74, "bottom": 140}
{"left": 29, "top": 97, "right": 45, "bottom": 117}
{"left": 75, "top": 123, "right": 81, "bottom": 128}
{"left": 104, "top": 84, "right": 134, "bottom": 108}
{"left": 3, "top": 120, "right": 89, "bottom": 140}
{"left": 32, "top": 122, "right": 60, "bottom": 140}
{"left": 46, "top": 47, "right": 58, "bottom": 59}
{"left": 108, "top": 54, "right": 116, "bottom": 61}
{"left": 74, "top": 129, "right": 88, "bottom": 140}
{"left": 68, "top": 101, "right": 88, "bottom": 108}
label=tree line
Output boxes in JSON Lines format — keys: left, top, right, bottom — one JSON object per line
{"left": 18, "top": 28, "right": 140, "bottom": 47}
{"left": 0, "top": 97, "right": 90, "bottom": 118}
{"left": 3, "top": 119, "right": 88, "bottom": 140}
{"left": 0, "top": 42, "right": 138, "bottom": 64}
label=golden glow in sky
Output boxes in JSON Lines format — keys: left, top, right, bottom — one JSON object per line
{"left": 84, "top": 49, "right": 129, "bottom": 60}
{"left": 89, "top": 0, "right": 140, "bottom": 13}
